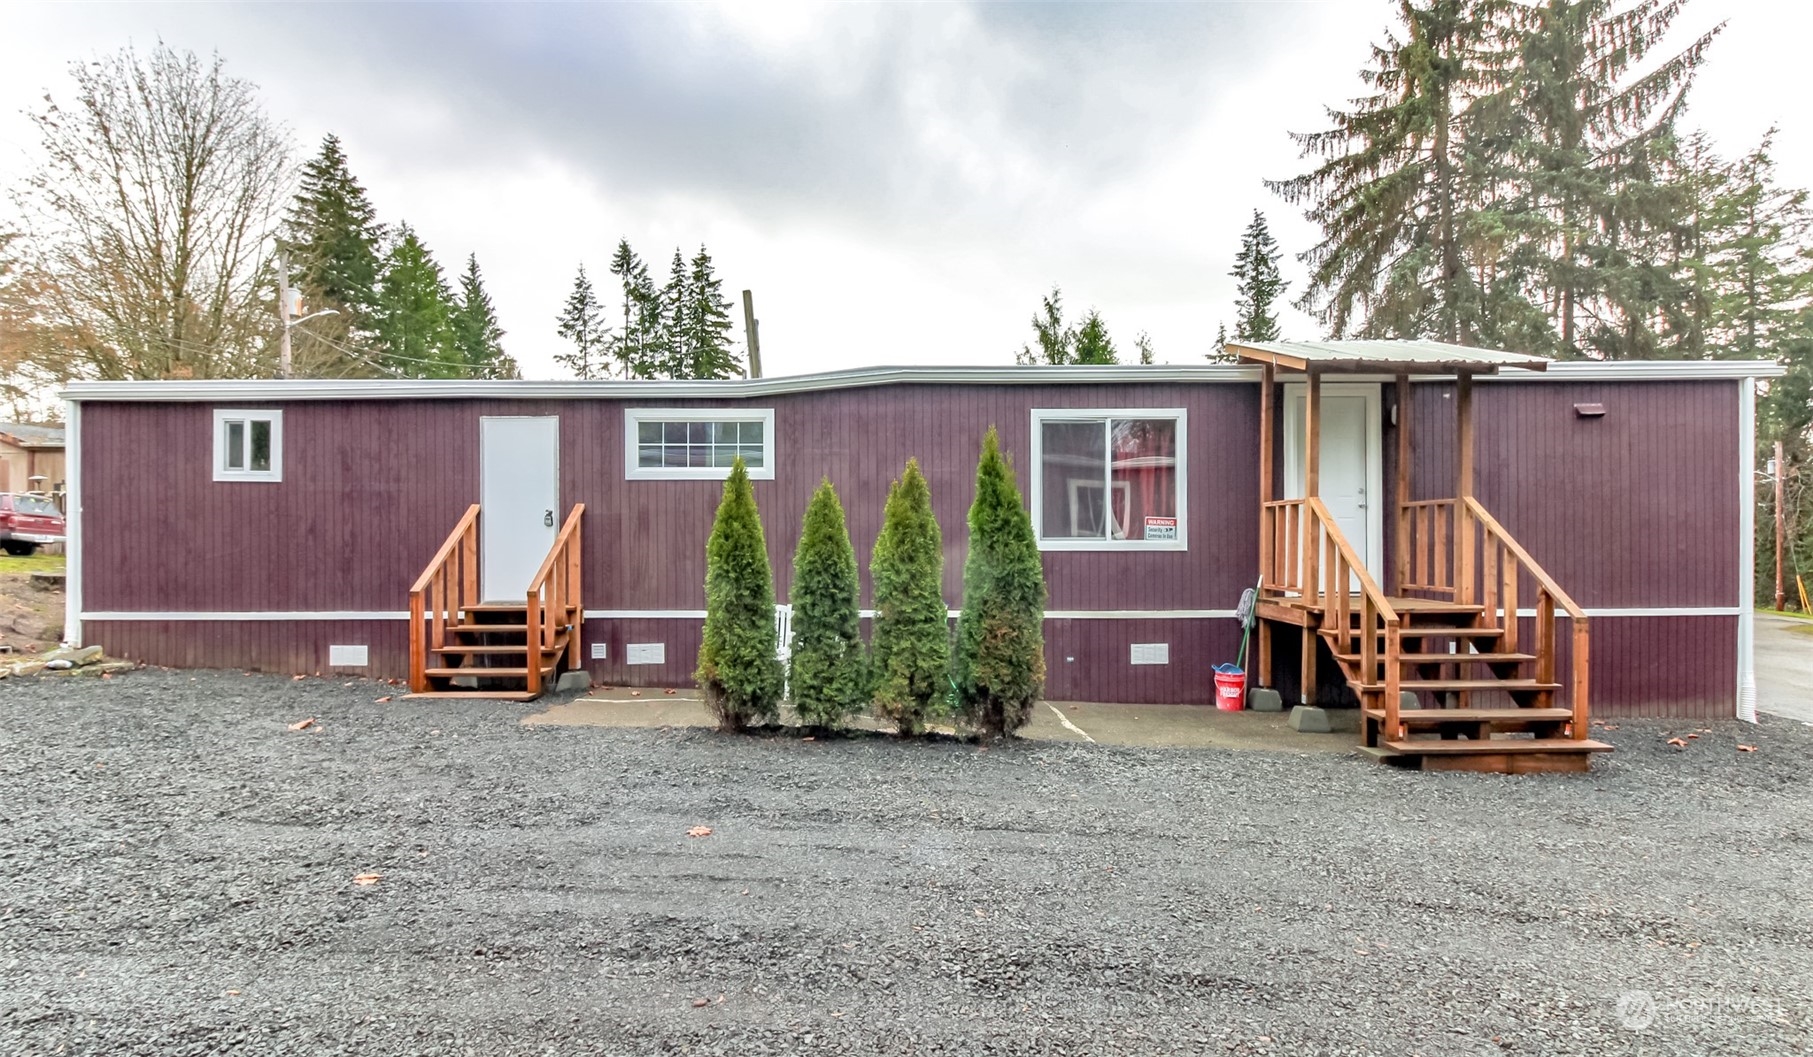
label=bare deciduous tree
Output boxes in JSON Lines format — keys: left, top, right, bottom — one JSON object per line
{"left": 9, "top": 45, "right": 293, "bottom": 380}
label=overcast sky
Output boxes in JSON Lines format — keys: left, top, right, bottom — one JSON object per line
{"left": 0, "top": 1, "right": 1796, "bottom": 380}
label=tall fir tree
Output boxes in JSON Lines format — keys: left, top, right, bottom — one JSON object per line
{"left": 683, "top": 245, "right": 740, "bottom": 379}
{"left": 658, "top": 247, "right": 690, "bottom": 379}
{"left": 1231, "top": 210, "right": 1287, "bottom": 342}
{"left": 788, "top": 479, "right": 867, "bottom": 728}
{"left": 449, "top": 254, "right": 517, "bottom": 379}
{"left": 554, "top": 264, "right": 607, "bottom": 380}
{"left": 374, "top": 225, "right": 459, "bottom": 377}
{"left": 870, "top": 458, "right": 949, "bottom": 735}
{"left": 1270, "top": 0, "right": 1524, "bottom": 344}
{"left": 696, "top": 458, "right": 784, "bottom": 731}
{"left": 1072, "top": 309, "right": 1119, "bottom": 364}
{"left": 1704, "top": 132, "right": 1812, "bottom": 363}
{"left": 1135, "top": 331, "right": 1156, "bottom": 365}
{"left": 605, "top": 238, "right": 662, "bottom": 379}
{"left": 1509, "top": 0, "right": 1722, "bottom": 357}
{"left": 955, "top": 427, "right": 1047, "bottom": 737}
{"left": 285, "top": 134, "right": 385, "bottom": 328}
{"left": 1016, "top": 286, "right": 1075, "bottom": 364}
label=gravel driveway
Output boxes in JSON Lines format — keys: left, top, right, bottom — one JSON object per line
{"left": 2, "top": 671, "right": 1809, "bottom": 1056}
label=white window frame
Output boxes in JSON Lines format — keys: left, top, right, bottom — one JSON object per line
{"left": 623, "top": 407, "right": 776, "bottom": 481}
{"left": 1029, "top": 407, "right": 1187, "bottom": 552}
{"left": 212, "top": 409, "right": 283, "bottom": 482}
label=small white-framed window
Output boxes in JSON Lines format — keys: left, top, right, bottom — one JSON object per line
{"left": 624, "top": 408, "right": 775, "bottom": 480}
{"left": 212, "top": 409, "right": 283, "bottom": 482}
{"left": 1030, "top": 408, "right": 1186, "bottom": 551}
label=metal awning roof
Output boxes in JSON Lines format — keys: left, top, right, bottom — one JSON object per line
{"left": 1229, "top": 339, "right": 1549, "bottom": 374}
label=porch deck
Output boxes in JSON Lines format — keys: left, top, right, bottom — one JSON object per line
{"left": 1231, "top": 340, "right": 1610, "bottom": 773}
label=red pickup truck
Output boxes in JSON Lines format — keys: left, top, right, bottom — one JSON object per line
{"left": 0, "top": 493, "right": 65, "bottom": 555}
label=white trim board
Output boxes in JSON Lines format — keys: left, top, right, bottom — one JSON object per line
{"left": 81, "top": 606, "right": 1739, "bottom": 622}
{"left": 59, "top": 359, "right": 1784, "bottom": 405}
{"left": 1738, "top": 376, "right": 1758, "bottom": 722}
{"left": 63, "top": 400, "right": 81, "bottom": 648}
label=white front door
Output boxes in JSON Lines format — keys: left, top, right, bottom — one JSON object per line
{"left": 480, "top": 416, "right": 560, "bottom": 602}
{"left": 1283, "top": 384, "right": 1383, "bottom": 579}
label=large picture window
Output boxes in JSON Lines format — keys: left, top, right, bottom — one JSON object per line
{"left": 1030, "top": 409, "right": 1185, "bottom": 550}
{"left": 212, "top": 409, "right": 282, "bottom": 482}
{"left": 623, "top": 408, "right": 775, "bottom": 480}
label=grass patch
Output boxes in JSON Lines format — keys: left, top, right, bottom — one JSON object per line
{"left": 1756, "top": 607, "right": 1813, "bottom": 622}
{"left": 0, "top": 552, "right": 66, "bottom": 576}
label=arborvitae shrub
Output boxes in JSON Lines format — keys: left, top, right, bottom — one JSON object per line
{"left": 788, "top": 478, "right": 867, "bottom": 728}
{"left": 955, "top": 427, "right": 1047, "bottom": 737}
{"left": 870, "top": 458, "right": 949, "bottom": 734}
{"left": 695, "top": 458, "right": 783, "bottom": 731}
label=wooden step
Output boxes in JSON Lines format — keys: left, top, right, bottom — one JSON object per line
{"left": 449, "top": 623, "right": 529, "bottom": 634}
{"left": 1383, "top": 737, "right": 1611, "bottom": 755}
{"left": 1398, "top": 679, "right": 1559, "bottom": 692}
{"left": 464, "top": 602, "right": 529, "bottom": 613}
{"left": 423, "top": 664, "right": 557, "bottom": 679}
{"left": 399, "top": 690, "right": 542, "bottom": 702}
{"left": 432, "top": 642, "right": 565, "bottom": 656}
{"left": 1333, "top": 650, "right": 1534, "bottom": 665}
{"left": 1362, "top": 707, "right": 1573, "bottom": 724}
{"left": 1343, "top": 626, "right": 1505, "bottom": 640}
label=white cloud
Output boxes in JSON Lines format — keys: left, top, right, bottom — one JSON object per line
{"left": 1, "top": 1, "right": 1808, "bottom": 380}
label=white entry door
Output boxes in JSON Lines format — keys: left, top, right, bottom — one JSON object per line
{"left": 1283, "top": 384, "right": 1383, "bottom": 579}
{"left": 480, "top": 416, "right": 561, "bottom": 602}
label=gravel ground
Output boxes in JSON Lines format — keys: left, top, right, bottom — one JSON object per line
{"left": 2, "top": 671, "right": 1810, "bottom": 1057}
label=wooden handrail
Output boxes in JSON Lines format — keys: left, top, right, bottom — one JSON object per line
{"left": 524, "top": 504, "right": 585, "bottom": 697}
{"left": 409, "top": 504, "right": 481, "bottom": 693}
{"left": 1464, "top": 497, "right": 1590, "bottom": 738}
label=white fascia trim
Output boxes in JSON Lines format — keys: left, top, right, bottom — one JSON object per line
{"left": 63, "top": 400, "right": 81, "bottom": 648}
{"left": 82, "top": 607, "right": 1245, "bottom": 622}
{"left": 1738, "top": 376, "right": 1759, "bottom": 722}
{"left": 1513, "top": 606, "right": 1742, "bottom": 619}
{"left": 60, "top": 364, "right": 1266, "bottom": 403}
{"left": 1476, "top": 360, "right": 1784, "bottom": 382}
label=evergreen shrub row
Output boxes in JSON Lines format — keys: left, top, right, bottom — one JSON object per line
{"left": 694, "top": 428, "right": 1046, "bottom": 739}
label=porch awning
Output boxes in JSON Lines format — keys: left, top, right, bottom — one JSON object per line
{"left": 1228, "top": 339, "right": 1549, "bottom": 375}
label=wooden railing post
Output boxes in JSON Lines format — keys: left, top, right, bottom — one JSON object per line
{"left": 1571, "top": 621, "right": 1590, "bottom": 739}
{"left": 1384, "top": 621, "right": 1402, "bottom": 740}
{"left": 409, "top": 589, "right": 427, "bottom": 693}
{"left": 1259, "top": 363, "right": 1274, "bottom": 583}
{"left": 1394, "top": 374, "right": 1411, "bottom": 594}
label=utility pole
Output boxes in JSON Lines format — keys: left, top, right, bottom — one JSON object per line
{"left": 277, "top": 243, "right": 293, "bottom": 379}
{"left": 741, "top": 289, "right": 763, "bottom": 379}
{"left": 1776, "top": 439, "right": 1787, "bottom": 611}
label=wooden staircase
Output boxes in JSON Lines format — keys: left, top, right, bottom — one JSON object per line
{"left": 1259, "top": 496, "right": 1610, "bottom": 773}
{"left": 405, "top": 504, "right": 585, "bottom": 700}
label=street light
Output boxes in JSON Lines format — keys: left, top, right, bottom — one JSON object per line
{"left": 275, "top": 242, "right": 341, "bottom": 379}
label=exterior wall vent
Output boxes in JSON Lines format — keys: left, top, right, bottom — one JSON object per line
{"left": 626, "top": 643, "right": 666, "bottom": 665}
{"left": 328, "top": 644, "right": 368, "bottom": 667}
{"left": 1574, "top": 402, "right": 1607, "bottom": 417}
{"left": 1129, "top": 643, "right": 1170, "bottom": 665}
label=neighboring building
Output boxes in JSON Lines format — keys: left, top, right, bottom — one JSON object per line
{"left": 0, "top": 421, "right": 65, "bottom": 495}
{"left": 58, "top": 343, "right": 1777, "bottom": 765}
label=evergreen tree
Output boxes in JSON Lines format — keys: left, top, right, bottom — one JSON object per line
{"left": 1509, "top": 0, "right": 1722, "bottom": 357}
{"left": 1072, "top": 309, "right": 1119, "bottom": 364}
{"left": 1704, "top": 132, "right": 1812, "bottom": 362}
{"left": 285, "top": 135, "right": 385, "bottom": 327}
{"left": 450, "top": 255, "right": 517, "bottom": 379}
{"left": 374, "top": 225, "right": 459, "bottom": 377}
{"left": 788, "top": 479, "right": 867, "bottom": 728}
{"left": 696, "top": 458, "right": 784, "bottom": 731}
{"left": 604, "top": 238, "right": 662, "bottom": 379}
{"left": 870, "top": 458, "right": 949, "bottom": 734}
{"left": 658, "top": 247, "right": 689, "bottom": 379}
{"left": 1210, "top": 321, "right": 1232, "bottom": 362}
{"left": 1016, "top": 286, "right": 1075, "bottom": 364}
{"left": 1270, "top": 0, "right": 1524, "bottom": 343}
{"left": 1135, "top": 331, "right": 1156, "bottom": 365}
{"left": 1232, "top": 210, "right": 1286, "bottom": 342}
{"left": 684, "top": 245, "right": 741, "bottom": 379}
{"left": 554, "top": 264, "right": 608, "bottom": 380}
{"left": 955, "top": 427, "right": 1047, "bottom": 738}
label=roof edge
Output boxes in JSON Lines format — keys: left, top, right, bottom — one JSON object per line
{"left": 59, "top": 359, "right": 1784, "bottom": 403}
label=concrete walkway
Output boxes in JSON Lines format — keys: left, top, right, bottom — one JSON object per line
{"left": 527, "top": 687, "right": 1358, "bottom": 753}
{"left": 1755, "top": 614, "right": 1813, "bottom": 725}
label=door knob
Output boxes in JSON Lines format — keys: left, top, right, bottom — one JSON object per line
{"left": 544, "top": 509, "right": 554, "bottom": 527}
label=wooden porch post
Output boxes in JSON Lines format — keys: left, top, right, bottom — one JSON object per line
{"left": 1301, "top": 368, "right": 1321, "bottom": 704}
{"left": 1455, "top": 371, "right": 1475, "bottom": 605}
{"left": 1394, "top": 373, "right": 1410, "bottom": 595}
{"left": 1257, "top": 363, "right": 1274, "bottom": 688}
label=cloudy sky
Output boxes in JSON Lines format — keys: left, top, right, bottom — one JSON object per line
{"left": 0, "top": 1, "right": 1796, "bottom": 380}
